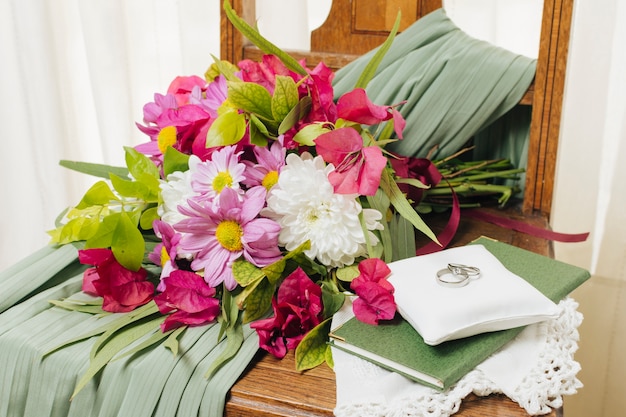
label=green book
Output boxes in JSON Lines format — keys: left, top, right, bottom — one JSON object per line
{"left": 328, "top": 236, "right": 591, "bottom": 391}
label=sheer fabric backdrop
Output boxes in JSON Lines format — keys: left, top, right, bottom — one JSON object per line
{"left": 0, "top": 0, "right": 623, "bottom": 287}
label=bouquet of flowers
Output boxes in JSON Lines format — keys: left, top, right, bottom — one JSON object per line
{"left": 46, "top": 2, "right": 522, "bottom": 397}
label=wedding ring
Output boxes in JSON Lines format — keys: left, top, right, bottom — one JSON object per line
{"left": 447, "top": 263, "right": 481, "bottom": 278}
{"left": 436, "top": 268, "right": 470, "bottom": 288}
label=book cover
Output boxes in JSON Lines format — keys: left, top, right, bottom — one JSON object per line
{"left": 328, "top": 236, "right": 591, "bottom": 391}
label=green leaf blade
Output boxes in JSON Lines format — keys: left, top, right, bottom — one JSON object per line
{"left": 295, "top": 318, "right": 333, "bottom": 371}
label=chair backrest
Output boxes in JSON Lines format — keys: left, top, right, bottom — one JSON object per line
{"left": 220, "top": 0, "right": 573, "bottom": 216}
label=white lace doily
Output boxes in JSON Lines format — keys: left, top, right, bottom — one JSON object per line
{"left": 333, "top": 298, "right": 583, "bottom": 417}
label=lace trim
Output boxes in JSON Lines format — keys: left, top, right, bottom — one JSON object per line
{"left": 334, "top": 298, "right": 582, "bottom": 417}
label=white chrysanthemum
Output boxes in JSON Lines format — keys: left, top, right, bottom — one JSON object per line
{"left": 158, "top": 155, "right": 201, "bottom": 225}
{"left": 263, "top": 152, "right": 382, "bottom": 268}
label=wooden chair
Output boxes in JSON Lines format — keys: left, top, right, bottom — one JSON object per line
{"left": 221, "top": 1, "right": 573, "bottom": 415}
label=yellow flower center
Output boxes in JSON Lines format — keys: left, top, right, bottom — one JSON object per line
{"left": 160, "top": 245, "right": 170, "bottom": 267}
{"left": 262, "top": 170, "right": 279, "bottom": 191}
{"left": 157, "top": 126, "right": 177, "bottom": 154}
{"left": 212, "top": 171, "right": 233, "bottom": 193}
{"left": 215, "top": 220, "right": 244, "bottom": 252}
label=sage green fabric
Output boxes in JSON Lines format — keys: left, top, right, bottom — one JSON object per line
{"left": 0, "top": 246, "right": 259, "bottom": 417}
{"left": 332, "top": 8, "right": 536, "bottom": 167}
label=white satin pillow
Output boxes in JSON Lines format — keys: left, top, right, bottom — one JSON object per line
{"left": 387, "top": 244, "right": 559, "bottom": 345}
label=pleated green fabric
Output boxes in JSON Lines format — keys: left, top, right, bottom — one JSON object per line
{"left": 0, "top": 246, "right": 259, "bottom": 417}
{"left": 332, "top": 8, "right": 536, "bottom": 163}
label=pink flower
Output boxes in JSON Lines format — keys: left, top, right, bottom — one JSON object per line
{"left": 191, "top": 145, "right": 247, "bottom": 199}
{"left": 238, "top": 54, "right": 302, "bottom": 94}
{"left": 314, "top": 127, "right": 387, "bottom": 196}
{"left": 167, "top": 75, "right": 207, "bottom": 107}
{"left": 78, "top": 248, "right": 154, "bottom": 313}
{"left": 389, "top": 154, "right": 443, "bottom": 204}
{"left": 337, "top": 88, "right": 406, "bottom": 138}
{"left": 175, "top": 186, "right": 282, "bottom": 290}
{"left": 190, "top": 75, "right": 228, "bottom": 119}
{"left": 154, "top": 270, "right": 221, "bottom": 332}
{"left": 350, "top": 258, "right": 396, "bottom": 325}
{"left": 149, "top": 220, "right": 183, "bottom": 291}
{"left": 242, "top": 140, "right": 286, "bottom": 191}
{"left": 250, "top": 268, "right": 324, "bottom": 358}
{"left": 303, "top": 61, "right": 337, "bottom": 124}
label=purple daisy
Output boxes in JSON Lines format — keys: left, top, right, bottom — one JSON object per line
{"left": 174, "top": 186, "right": 282, "bottom": 290}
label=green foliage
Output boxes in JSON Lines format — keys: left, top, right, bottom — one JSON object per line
{"left": 59, "top": 160, "right": 129, "bottom": 179}
{"left": 162, "top": 146, "right": 190, "bottom": 177}
{"left": 49, "top": 147, "right": 162, "bottom": 270}
{"left": 292, "top": 123, "right": 332, "bottom": 147}
{"left": 354, "top": 10, "right": 402, "bottom": 90}
{"left": 206, "top": 107, "right": 248, "bottom": 147}
{"left": 320, "top": 280, "right": 345, "bottom": 318}
{"left": 222, "top": 0, "right": 307, "bottom": 76}
{"left": 380, "top": 167, "right": 439, "bottom": 245}
{"left": 295, "top": 318, "right": 333, "bottom": 371}
{"left": 228, "top": 81, "right": 274, "bottom": 121}
{"left": 206, "top": 289, "right": 245, "bottom": 378}
{"left": 271, "top": 75, "right": 300, "bottom": 121}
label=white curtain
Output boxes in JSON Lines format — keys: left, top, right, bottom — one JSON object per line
{"left": 0, "top": 0, "right": 220, "bottom": 270}
{"left": 1, "top": 0, "right": 623, "bottom": 284}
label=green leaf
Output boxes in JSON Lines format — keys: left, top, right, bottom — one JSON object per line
{"left": 325, "top": 344, "right": 334, "bottom": 369}
{"left": 89, "top": 301, "right": 160, "bottom": 359}
{"left": 240, "top": 278, "right": 274, "bottom": 323}
{"left": 206, "top": 55, "right": 240, "bottom": 82}
{"left": 85, "top": 212, "right": 120, "bottom": 249}
{"left": 223, "top": 0, "right": 307, "bottom": 76}
{"left": 395, "top": 177, "right": 429, "bottom": 189}
{"left": 380, "top": 168, "right": 439, "bottom": 245}
{"left": 271, "top": 75, "right": 299, "bottom": 122}
{"left": 278, "top": 96, "right": 312, "bottom": 135}
{"left": 49, "top": 299, "right": 109, "bottom": 315}
{"left": 232, "top": 259, "right": 265, "bottom": 287}
{"left": 206, "top": 108, "right": 247, "bottom": 147}
{"left": 139, "top": 206, "right": 159, "bottom": 230}
{"left": 109, "top": 173, "right": 150, "bottom": 199}
{"left": 52, "top": 215, "right": 101, "bottom": 244}
{"left": 292, "top": 122, "right": 331, "bottom": 147}
{"left": 111, "top": 211, "right": 145, "bottom": 271}
{"left": 59, "top": 160, "right": 129, "bottom": 179}
{"left": 228, "top": 81, "right": 274, "bottom": 121}
{"left": 320, "top": 281, "right": 345, "bottom": 318}
{"left": 295, "top": 318, "right": 333, "bottom": 371}
{"left": 205, "top": 291, "right": 244, "bottom": 378}
{"left": 163, "top": 326, "right": 186, "bottom": 357}
{"left": 366, "top": 190, "right": 393, "bottom": 263}
{"left": 354, "top": 10, "right": 401, "bottom": 90}
{"left": 124, "top": 146, "right": 160, "bottom": 181}
{"left": 162, "top": 146, "right": 190, "bottom": 177}
{"left": 389, "top": 213, "right": 416, "bottom": 261}
{"left": 336, "top": 265, "right": 360, "bottom": 282}
{"left": 76, "top": 181, "right": 119, "bottom": 210}
{"left": 114, "top": 325, "right": 177, "bottom": 361}
{"left": 262, "top": 259, "right": 287, "bottom": 284}
{"left": 248, "top": 113, "right": 271, "bottom": 145}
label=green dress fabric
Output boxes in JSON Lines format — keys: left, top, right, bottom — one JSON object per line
{"left": 0, "top": 246, "right": 259, "bottom": 417}
{"left": 333, "top": 8, "right": 536, "bottom": 170}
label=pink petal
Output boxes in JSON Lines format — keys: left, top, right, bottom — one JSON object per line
{"left": 314, "top": 128, "right": 362, "bottom": 166}
{"left": 337, "top": 88, "right": 392, "bottom": 125}
{"left": 357, "top": 146, "right": 387, "bottom": 196}
{"left": 352, "top": 282, "right": 396, "bottom": 325}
